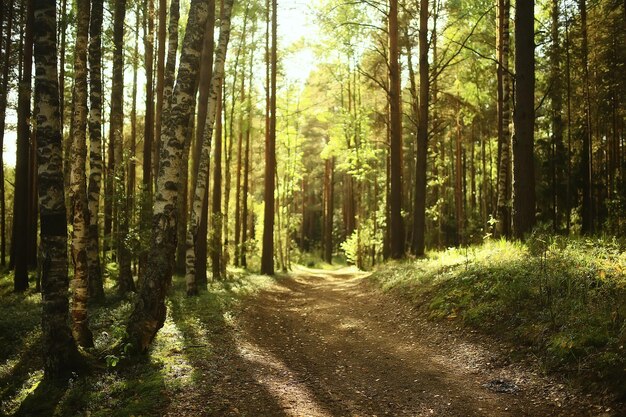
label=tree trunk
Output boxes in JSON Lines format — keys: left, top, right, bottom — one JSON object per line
{"left": 550, "top": 0, "right": 564, "bottom": 232}
{"left": 579, "top": 0, "right": 593, "bottom": 234}
{"left": 388, "top": 0, "right": 404, "bottom": 259}
{"left": 512, "top": 0, "right": 536, "bottom": 238}
{"left": 455, "top": 107, "right": 463, "bottom": 244}
{"left": 33, "top": 0, "right": 82, "bottom": 377}
{"left": 111, "top": 0, "right": 134, "bottom": 293}
{"left": 86, "top": 0, "right": 105, "bottom": 301}
{"left": 154, "top": 0, "right": 166, "bottom": 185}
{"left": 241, "top": 69, "right": 252, "bottom": 268}
{"left": 143, "top": 0, "right": 155, "bottom": 194}
{"left": 156, "top": 0, "right": 180, "bottom": 190}
{"left": 14, "top": 0, "right": 33, "bottom": 292}
{"left": 411, "top": 0, "right": 429, "bottom": 257}
{"left": 126, "top": 0, "right": 210, "bottom": 352}
{"left": 323, "top": 155, "right": 334, "bottom": 264}
{"left": 496, "top": 0, "right": 512, "bottom": 237}
{"left": 210, "top": 85, "right": 224, "bottom": 281}
{"left": 191, "top": 4, "right": 215, "bottom": 288}
{"left": 0, "top": 0, "right": 14, "bottom": 267}
{"left": 260, "top": 0, "right": 276, "bottom": 275}
{"left": 234, "top": 68, "right": 245, "bottom": 267}
{"left": 69, "top": 0, "right": 94, "bottom": 348}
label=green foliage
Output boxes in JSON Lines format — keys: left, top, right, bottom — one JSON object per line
{"left": 0, "top": 270, "right": 275, "bottom": 416}
{"left": 370, "top": 237, "right": 626, "bottom": 395}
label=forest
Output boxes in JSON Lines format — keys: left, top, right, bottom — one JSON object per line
{"left": 0, "top": 0, "right": 625, "bottom": 415}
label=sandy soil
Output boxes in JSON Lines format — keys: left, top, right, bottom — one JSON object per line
{"left": 165, "top": 266, "right": 621, "bottom": 417}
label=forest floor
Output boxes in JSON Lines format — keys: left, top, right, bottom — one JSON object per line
{"left": 163, "top": 265, "right": 620, "bottom": 417}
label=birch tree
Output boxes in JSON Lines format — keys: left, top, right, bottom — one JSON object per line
{"left": 126, "top": 0, "right": 211, "bottom": 352}
{"left": 185, "top": 0, "right": 235, "bottom": 295}
{"left": 69, "top": 0, "right": 94, "bottom": 347}
{"left": 33, "top": 0, "right": 82, "bottom": 376}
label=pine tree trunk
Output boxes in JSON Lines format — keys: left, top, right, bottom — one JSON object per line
{"left": 388, "top": 0, "right": 404, "bottom": 259}
{"left": 210, "top": 88, "right": 224, "bottom": 281}
{"left": 241, "top": 80, "right": 252, "bottom": 268}
{"left": 260, "top": 0, "right": 276, "bottom": 275}
{"left": 234, "top": 72, "right": 245, "bottom": 267}
{"left": 579, "top": 0, "right": 593, "bottom": 234}
{"left": 0, "top": 0, "right": 14, "bottom": 267}
{"left": 14, "top": 0, "right": 33, "bottom": 292}
{"left": 455, "top": 107, "right": 463, "bottom": 244}
{"left": 411, "top": 0, "right": 429, "bottom": 257}
{"left": 323, "top": 155, "right": 334, "bottom": 264}
{"left": 127, "top": 0, "right": 210, "bottom": 352}
{"left": 512, "top": 0, "right": 536, "bottom": 238}
{"left": 496, "top": 0, "right": 512, "bottom": 237}
{"left": 69, "top": 0, "right": 94, "bottom": 348}
{"left": 86, "top": 0, "right": 105, "bottom": 301}
{"left": 33, "top": 0, "right": 82, "bottom": 377}
{"left": 143, "top": 0, "right": 155, "bottom": 194}
{"left": 111, "top": 0, "right": 134, "bottom": 293}
{"left": 550, "top": 0, "right": 564, "bottom": 232}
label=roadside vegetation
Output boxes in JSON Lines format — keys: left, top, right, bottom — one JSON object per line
{"left": 369, "top": 236, "right": 626, "bottom": 399}
{"left": 0, "top": 271, "right": 273, "bottom": 416}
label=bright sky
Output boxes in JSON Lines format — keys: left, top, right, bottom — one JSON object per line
{"left": 278, "top": 0, "right": 318, "bottom": 85}
{"left": 2, "top": 0, "right": 320, "bottom": 168}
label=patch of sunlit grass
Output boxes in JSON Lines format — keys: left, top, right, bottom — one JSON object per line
{"left": 370, "top": 236, "right": 626, "bottom": 397}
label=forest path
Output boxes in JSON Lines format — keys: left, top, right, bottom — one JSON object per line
{"left": 167, "top": 266, "right": 611, "bottom": 417}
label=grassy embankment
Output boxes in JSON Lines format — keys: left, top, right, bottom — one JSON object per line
{"left": 370, "top": 236, "right": 626, "bottom": 398}
{"left": 0, "top": 267, "right": 273, "bottom": 417}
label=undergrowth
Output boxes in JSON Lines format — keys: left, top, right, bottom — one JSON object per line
{"left": 370, "top": 235, "right": 626, "bottom": 398}
{"left": 0, "top": 269, "right": 273, "bottom": 416}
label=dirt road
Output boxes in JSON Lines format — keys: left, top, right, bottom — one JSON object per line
{"left": 168, "top": 266, "right": 617, "bottom": 417}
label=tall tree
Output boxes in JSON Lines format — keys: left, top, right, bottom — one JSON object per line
{"left": 549, "top": 0, "right": 564, "bottom": 231}
{"left": 126, "top": 0, "right": 211, "bottom": 352}
{"left": 0, "top": 0, "right": 14, "bottom": 266}
{"left": 496, "top": 0, "right": 512, "bottom": 237}
{"left": 512, "top": 0, "right": 536, "bottom": 238}
{"left": 261, "top": 0, "right": 277, "bottom": 275}
{"left": 388, "top": 0, "right": 404, "bottom": 259}
{"left": 240, "top": 37, "right": 254, "bottom": 268}
{"left": 111, "top": 0, "right": 134, "bottom": 293}
{"left": 189, "top": 3, "right": 215, "bottom": 288}
{"left": 86, "top": 0, "right": 105, "bottom": 301}
{"left": 143, "top": 0, "right": 155, "bottom": 193}
{"left": 210, "top": 85, "right": 224, "bottom": 280}
{"left": 33, "top": 0, "right": 81, "bottom": 377}
{"left": 68, "top": 0, "right": 94, "bottom": 348}
{"left": 323, "top": 152, "right": 334, "bottom": 263}
{"left": 579, "top": 0, "right": 593, "bottom": 234}
{"left": 154, "top": 0, "right": 167, "bottom": 187}
{"left": 13, "top": 0, "right": 34, "bottom": 291}
{"left": 411, "top": 0, "right": 429, "bottom": 257}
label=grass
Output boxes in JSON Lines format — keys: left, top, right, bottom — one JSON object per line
{"left": 0, "top": 268, "right": 274, "bottom": 416}
{"left": 369, "top": 235, "right": 626, "bottom": 398}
